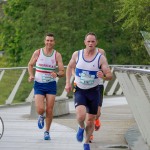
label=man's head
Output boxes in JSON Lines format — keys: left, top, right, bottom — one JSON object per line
{"left": 44, "top": 33, "right": 55, "bottom": 49}
{"left": 84, "top": 32, "right": 98, "bottom": 50}
{"left": 85, "top": 32, "right": 97, "bottom": 40}
{"left": 45, "top": 33, "right": 55, "bottom": 38}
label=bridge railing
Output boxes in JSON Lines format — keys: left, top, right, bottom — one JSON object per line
{"left": 114, "top": 67, "right": 150, "bottom": 147}
{"left": 0, "top": 65, "right": 150, "bottom": 105}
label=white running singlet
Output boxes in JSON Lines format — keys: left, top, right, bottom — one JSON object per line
{"left": 35, "top": 48, "right": 57, "bottom": 83}
{"left": 74, "top": 49, "right": 102, "bottom": 89}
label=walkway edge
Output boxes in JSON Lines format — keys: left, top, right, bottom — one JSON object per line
{"left": 125, "top": 125, "right": 150, "bottom": 150}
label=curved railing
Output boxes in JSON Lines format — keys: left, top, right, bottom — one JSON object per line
{"left": 0, "top": 65, "right": 150, "bottom": 105}
{"left": 114, "top": 67, "right": 150, "bottom": 147}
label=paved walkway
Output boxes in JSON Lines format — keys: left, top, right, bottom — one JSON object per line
{"left": 0, "top": 104, "right": 83, "bottom": 150}
{"left": 54, "top": 96, "right": 135, "bottom": 150}
{"left": 0, "top": 96, "right": 149, "bottom": 150}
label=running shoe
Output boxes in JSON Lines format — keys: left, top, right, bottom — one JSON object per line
{"left": 83, "top": 143, "right": 90, "bottom": 150}
{"left": 44, "top": 131, "right": 51, "bottom": 140}
{"left": 89, "top": 134, "right": 94, "bottom": 143}
{"left": 76, "top": 127, "right": 84, "bottom": 142}
{"left": 38, "top": 115, "right": 44, "bottom": 129}
{"left": 95, "top": 119, "right": 101, "bottom": 131}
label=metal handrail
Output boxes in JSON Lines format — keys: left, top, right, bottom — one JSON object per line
{"left": 114, "top": 67, "right": 150, "bottom": 74}
{"left": 0, "top": 65, "right": 150, "bottom": 71}
{"left": 0, "top": 65, "right": 150, "bottom": 105}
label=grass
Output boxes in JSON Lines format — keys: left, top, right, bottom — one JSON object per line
{"left": 0, "top": 69, "right": 73, "bottom": 105}
{"left": 0, "top": 70, "right": 22, "bottom": 105}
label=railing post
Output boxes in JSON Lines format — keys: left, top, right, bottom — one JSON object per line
{"left": 0, "top": 70, "right": 5, "bottom": 81}
{"left": 115, "top": 72, "right": 147, "bottom": 140}
{"left": 114, "top": 67, "right": 150, "bottom": 146}
{"left": 5, "top": 69, "right": 26, "bottom": 105}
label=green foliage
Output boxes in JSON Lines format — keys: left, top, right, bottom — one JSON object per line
{"left": 0, "top": 0, "right": 30, "bottom": 66}
{"left": 115, "top": 0, "right": 150, "bottom": 64}
{"left": 116, "top": 0, "right": 150, "bottom": 31}
{"left": 0, "top": 0, "right": 149, "bottom": 67}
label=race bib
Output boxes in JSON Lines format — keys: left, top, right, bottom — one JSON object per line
{"left": 79, "top": 72, "right": 95, "bottom": 85}
{"left": 42, "top": 74, "right": 54, "bottom": 82}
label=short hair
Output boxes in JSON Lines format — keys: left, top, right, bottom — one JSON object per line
{"left": 45, "top": 33, "right": 55, "bottom": 38}
{"left": 85, "top": 32, "right": 97, "bottom": 40}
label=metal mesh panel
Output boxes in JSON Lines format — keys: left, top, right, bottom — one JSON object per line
{"left": 136, "top": 75, "right": 150, "bottom": 103}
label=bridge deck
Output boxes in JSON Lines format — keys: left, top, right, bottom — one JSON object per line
{"left": 0, "top": 96, "right": 148, "bottom": 150}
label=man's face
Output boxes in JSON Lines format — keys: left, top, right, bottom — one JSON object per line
{"left": 84, "top": 35, "right": 97, "bottom": 50}
{"left": 44, "top": 36, "right": 55, "bottom": 49}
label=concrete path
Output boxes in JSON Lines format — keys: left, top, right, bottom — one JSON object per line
{"left": 0, "top": 105, "right": 82, "bottom": 150}
{"left": 0, "top": 96, "right": 149, "bottom": 150}
{"left": 54, "top": 96, "right": 135, "bottom": 150}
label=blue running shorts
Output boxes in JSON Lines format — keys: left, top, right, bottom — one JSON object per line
{"left": 34, "top": 81, "right": 57, "bottom": 96}
{"left": 74, "top": 85, "right": 100, "bottom": 115}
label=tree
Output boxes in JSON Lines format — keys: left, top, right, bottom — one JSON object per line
{"left": 0, "top": 0, "right": 30, "bottom": 66}
{"left": 115, "top": 0, "right": 150, "bottom": 64}
{"left": 0, "top": 0, "right": 149, "bottom": 67}
{"left": 116, "top": 0, "right": 150, "bottom": 31}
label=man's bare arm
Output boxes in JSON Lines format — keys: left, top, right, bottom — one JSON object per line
{"left": 56, "top": 52, "right": 65, "bottom": 78}
{"left": 28, "top": 50, "right": 39, "bottom": 82}
{"left": 97, "top": 55, "right": 112, "bottom": 80}
{"left": 65, "top": 51, "right": 78, "bottom": 93}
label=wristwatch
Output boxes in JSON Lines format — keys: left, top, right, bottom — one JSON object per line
{"left": 103, "top": 74, "right": 106, "bottom": 79}
{"left": 56, "top": 73, "right": 59, "bottom": 77}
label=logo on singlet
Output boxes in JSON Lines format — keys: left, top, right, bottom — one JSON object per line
{"left": 79, "top": 71, "right": 95, "bottom": 85}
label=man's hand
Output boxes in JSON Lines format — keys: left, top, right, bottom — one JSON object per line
{"left": 28, "top": 76, "right": 34, "bottom": 82}
{"left": 97, "top": 67, "right": 112, "bottom": 80}
{"left": 97, "top": 70, "right": 105, "bottom": 78}
{"left": 65, "top": 83, "right": 72, "bottom": 93}
{"left": 50, "top": 72, "right": 57, "bottom": 78}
